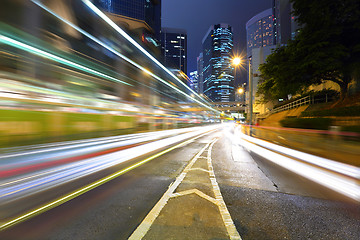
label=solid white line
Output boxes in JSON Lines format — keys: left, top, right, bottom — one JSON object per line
{"left": 207, "top": 139, "right": 242, "bottom": 240}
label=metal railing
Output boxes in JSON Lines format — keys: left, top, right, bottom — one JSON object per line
{"left": 272, "top": 95, "right": 311, "bottom": 113}
{"left": 271, "top": 94, "right": 336, "bottom": 114}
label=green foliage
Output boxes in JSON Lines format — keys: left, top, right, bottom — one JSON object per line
{"left": 258, "top": 0, "right": 360, "bottom": 102}
{"left": 301, "top": 106, "right": 360, "bottom": 117}
{"left": 280, "top": 117, "right": 333, "bottom": 130}
{"left": 257, "top": 46, "right": 309, "bottom": 102}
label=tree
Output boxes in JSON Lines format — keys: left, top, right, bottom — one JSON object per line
{"left": 257, "top": 43, "right": 312, "bottom": 102}
{"left": 258, "top": 0, "right": 360, "bottom": 102}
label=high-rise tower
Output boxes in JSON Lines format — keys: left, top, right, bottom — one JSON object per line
{"left": 202, "top": 24, "right": 234, "bottom": 102}
{"left": 272, "top": 0, "right": 300, "bottom": 45}
{"left": 246, "top": 8, "right": 274, "bottom": 58}
{"left": 161, "top": 28, "right": 187, "bottom": 74}
{"left": 197, "top": 52, "right": 204, "bottom": 94}
{"left": 94, "top": 0, "right": 161, "bottom": 47}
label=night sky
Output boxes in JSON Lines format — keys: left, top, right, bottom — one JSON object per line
{"left": 162, "top": 0, "right": 271, "bottom": 84}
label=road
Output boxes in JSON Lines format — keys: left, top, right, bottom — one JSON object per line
{"left": 0, "top": 125, "right": 359, "bottom": 239}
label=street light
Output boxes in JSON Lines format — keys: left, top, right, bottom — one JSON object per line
{"left": 237, "top": 87, "right": 244, "bottom": 94}
{"left": 232, "top": 57, "right": 241, "bottom": 66}
{"left": 248, "top": 58, "right": 253, "bottom": 127}
{"left": 232, "top": 56, "right": 242, "bottom": 102}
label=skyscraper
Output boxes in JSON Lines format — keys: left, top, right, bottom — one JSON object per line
{"left": 93, "top": 0, "right": 161, "bottom": 44}
{"left": 202, "top": 24, "right": 234, "bottom": 102}
{"left": 246, "top": 8, "right": 274, "bottom": 58}
{"left": 189, "top": 71, "right": 199, "bottom": 93}
{"left": 246, "top": 9, "right": 276, "bottom": 117}
{"left": 197, "top": 52, "right": 204, "bottom": 94}
{"left": 272, "top": 0, "right": 300, "bottom": 45}
{"left": 161, "top": 28, "right": 187, "bottom": 74}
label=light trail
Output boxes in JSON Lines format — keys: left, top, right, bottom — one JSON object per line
{"left": 81, "top": 0, "right": 204, "bottom": 102}
{"left": 0, "top": 127, "right": 216, "bottom": 231}
{"left": 233, "top": 126, "right": 360, "bottom": 202}
{"left": 0, "top": 35, "right": 131, "bottom": 87}
{"left": 0, "top": 127, "right": 210, "bottom": 186}
{"left": 29, "top": 0, "right": 219, "bottom": 113}
{"left": 0, "top": 127, "right": 196, "bottom": 160}
{"left": 0, "top": 126, "right": 219, "bottom": 200}
{"left": 239, "top": 132, "right": 360, "bottom": 179}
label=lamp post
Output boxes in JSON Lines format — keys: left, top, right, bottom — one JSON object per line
{"left": 248, "top": 58, "right": 253, "bottom": 135}
{"left": 232, "top": 57, "right": 241, "bottom": 100}
{"left": 232, "top": 57, "right": 241, "bottom": 84}
{"left": 232, "top": 57, "right": 252, "bottom": 134}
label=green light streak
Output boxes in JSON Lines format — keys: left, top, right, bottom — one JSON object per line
{"left": 0, "top": 35, "right": 132, "bottom": 86}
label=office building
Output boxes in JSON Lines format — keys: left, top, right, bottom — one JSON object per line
{"left": 197, "top": 52, "right": 204, "bottom": 94}
{"left": 161, "top": 28, "right": 187, "bottom": 74}
{"left": 251, "top": 46, "right": 276, "bottom": 114}
{"left": 189, "top": 71, "right": 199, "bottom": 93}
{"left": 202, "top": 24, "right": 234, "bottom": 102}
{"left": 246, "top": 9, "right": 276, "bottom": 118}
{"left": 272, "top": 0, "right": 300, "bottom": 45}
{"left": 246, "top": 8, "right": 274, "bottom": 58}
{"left": 93, "top": 0, "right": 161, "bottom": 46}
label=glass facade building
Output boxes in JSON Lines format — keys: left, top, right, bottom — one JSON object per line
{"left": 189, "top": 71, "right": 199, "bottom": 93}
{"left": 272, "top": 0, "right": 300, "bottom": 45}
{"left": 161, "top": 28, "right": 187, "bottom": 74}
{"left": 94, "top": 0, "right": 161, "bottom": 41}
{"left": 202, "top": 24, "right": 234, "bottom": 102}
{"left": 246, "top": 8, "right": 274, "bottom": 58}
{"left": 197, "top": 52, "right": 204, "bottom": 94}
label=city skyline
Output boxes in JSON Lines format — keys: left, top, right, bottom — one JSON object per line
{"left": 162, "top": 0, "right": 270, "bottom": 80}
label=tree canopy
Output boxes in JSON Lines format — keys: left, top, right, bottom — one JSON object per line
{"left": 258, "top": 0, "right": 360, "bottom": 102}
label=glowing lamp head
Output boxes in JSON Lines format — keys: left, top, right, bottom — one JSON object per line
{"left": 232, "top": 57, "right": 241, "bottom": 66}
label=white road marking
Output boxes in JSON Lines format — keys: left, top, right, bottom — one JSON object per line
{"left": 187, "top": 167, "right": 210, "bottom": 173}
{"left": 128, "top": 140, "right": 212, "bottom": 240}
{"left": 129, "top": 138, "right": 242, "bottom": 240}
{"left": 208, "top": 139, "right": 242, "bottom": 240}
{"left": 170, "top": 189, "right": 218, "bottom": 205}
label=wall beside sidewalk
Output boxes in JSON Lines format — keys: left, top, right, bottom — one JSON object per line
{"left": 259, "top": 105, "right": 309, "bottom": 127}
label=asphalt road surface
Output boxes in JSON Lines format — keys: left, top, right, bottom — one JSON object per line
{"left": 0, "top": 127, "right": 359, "bottom": 240}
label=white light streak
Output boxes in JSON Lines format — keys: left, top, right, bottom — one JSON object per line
{"left": 234, "top": 128, "right": 360, "bottom": 202}
{"left": 82, "top": 0, "right": 202, "bottom": 99}
{"left": 30, "top": 0, "right": 219, "bottom": 113}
